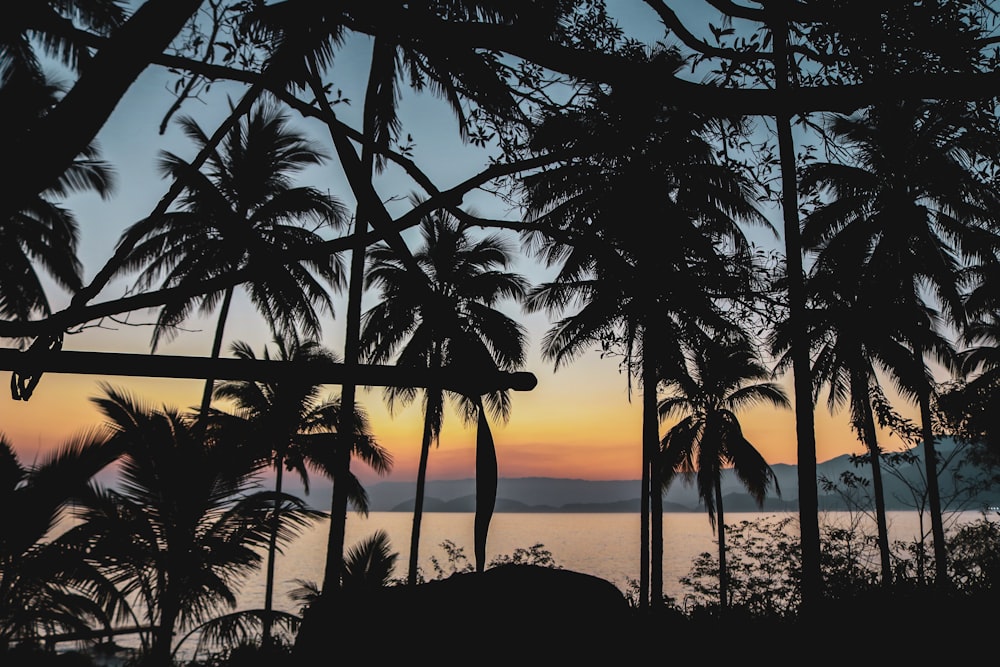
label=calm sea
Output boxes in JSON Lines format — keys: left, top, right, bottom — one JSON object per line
{"left": 243, "top": 509, "right": 991, "bottom": 614}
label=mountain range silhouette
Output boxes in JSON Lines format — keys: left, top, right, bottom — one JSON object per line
{"left": 348, "top": 438, "right": 1000, "bottom": 513}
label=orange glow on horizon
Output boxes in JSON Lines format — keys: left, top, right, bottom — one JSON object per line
{"left": 0, "top": 349, "right": 920, "bottom": 486}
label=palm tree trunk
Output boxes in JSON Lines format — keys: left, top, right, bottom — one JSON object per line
{"left": 323, "top": 241, "right": 363, "bottom": 595}
{"left": 855, "top": 375, "right": 892, "bottom": 584}
{"left": 408, "top": 395, "right": 438, "bottom": 585}
{"left": 715, "top": 479, "right": 728, "bottom": 610}
{"left": 643, "top": 333, "right": 663, "bottom": 608}
{"left": 197, "top": 285, "right": 235, "bottom": 422}
{"left": 638, "top": 328, "right": 654, "bottom": 610}
{"left": 915, "top": 360, "right": 948, "bottom": 585}
{"left": 261, "top": 454, "right": 285, "bottom": 650}
{"left": 152, "top": 587, "right": 180, "bottom": 667}
{"left": 771, "top": 7, "right": 823, "bottom": 610}
{"left": 320, "top": 36, "right": 394, "bottom": 597}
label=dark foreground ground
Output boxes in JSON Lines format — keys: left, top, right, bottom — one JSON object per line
{"left": 8, "top": 565, "right": 996, "bottom": 665}
{"left": 292, "top": 565, "right": 997, "bottom": 664}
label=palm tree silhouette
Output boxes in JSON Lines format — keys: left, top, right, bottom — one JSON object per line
{"left": 65, "top": 384, "right": 321, "bottom": 667}
{"left": 0, "top": 73, "right": 115, "bottom": 326}
{"left": 0, "top": 0, "right": 126, "bottom": 88}
{"left": 773, "top": 252, "right": 949, "bottom": 585}
{"left": 242, "top": 0, "right": 559, "bottom": 594}
{"left": 658, "top": 335, "right": 786, "bottom": 609}
{"left": 360, "top": 203, "right": 528, "bottom": 581}
{"left": 519, "top": 45, "right": 773, "bottom": 607}
{"left": 114, "top": 101, "right": 348, "bottom": 420}
{"left": 795, "top": 99, "right": 1000, "bottom": 584}
{"left": 210, "top": 336, "right": 392, "bottom": 647}
{"left": 0, "top": 431, "right": 124, "bottom": 649}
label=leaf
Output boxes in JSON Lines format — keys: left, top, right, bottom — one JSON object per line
{"left": 474, "top": 406, "right": 497, "bottom": 574}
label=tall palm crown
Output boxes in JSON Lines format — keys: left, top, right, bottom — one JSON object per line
{"left": 797, "top": 99, "right": 1000, "bottom": 583}
{"left": 519, "top": 44, "right": 774, "bottom": 608}
{"left": 361, "top": 207, "right": 529, "bottom": 424}
{"left": 360, "top": 205, "right": 528, "bottom": 581}
{"left": 520, "top": 45, "right": 773, "bottom": 372}
{"left": 799, "top": 101, "right": 1000, "bottom": 326}
{"left": 0, "top": 73, "right": 114, "bottom": 323}
{"left": 116, "top": 102, "right": 348, "bottom": 351}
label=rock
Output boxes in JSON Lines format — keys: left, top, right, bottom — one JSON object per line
{"left": 293, "top": 564, "right": 637, "bottom": 661}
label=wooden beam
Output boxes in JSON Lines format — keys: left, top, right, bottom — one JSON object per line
{"left": 0, "top": 348, "right": 537, "bottom": 397}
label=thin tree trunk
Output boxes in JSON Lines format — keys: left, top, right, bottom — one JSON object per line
{"left": 771, "top": 7, "right": 823, "bottom": 611}
{"left": 643, "top": 332, "right": 663, "bottom": 608}
{"left": 322, "top": 235, "right": 362, "bottom": 596}
{"left": 261, "top": 454, "right": 284, "bottom": 650}
{"left": 715, "top": 479, "right": 728, "bottom": 610}
{"left": 638, "top": 335, "right": 652, "bottom": 610}
{"left": 407, "top": 393, "right": 439, "bottom": 584}
{"left": 855, "top": 374, "right": 892, "bottom": 584}
{"left": 318, "top": 32, "right": 392, "bottom": 595}
{"left": 915, "top": 354, "right": 948, "bottom": 585}
{"left": 197, "top": 285, "right": 235, "bottom": 422}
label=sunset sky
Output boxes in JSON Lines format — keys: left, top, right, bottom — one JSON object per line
{"left": 1, "top": 1, "right": 927, "bottom": 487}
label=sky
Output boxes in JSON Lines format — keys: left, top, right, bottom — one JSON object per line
{"left": 1, "top": 1, "right": 925, "bottom": 486}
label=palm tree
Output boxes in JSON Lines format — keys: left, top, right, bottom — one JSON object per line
{"left": 64, "top": 384, "right": 321, "bottom": 667}
{"left": 0, "top": 73, "right": 115, "bottom": 333}
{"left": 241, "top": 0, "right": 565, "bottom": 596}
{"left": 795, "top": 99, "right": 1000, "bottom": 584}
{"left": 657, "top": 335, "right": 787, "bottom": 609}
{"left": 114, "top": 101, "right": 348, "bottom": 420}
{"left": 210, "top": 335, "right": 392, "bottom": 648}
{"left": 519, "top": 45, "right": 773, "bottom": 608}
{"left": 342, "top": 530, "right": 400, "bottom": 591}
{"left": 772, "top": 255, "right": 925, "bottom": 585}
{"left": 0, "top": 0, "right": 127, "bottom": 87}
{"left": 0, "top": 431, "right": 124, "bottom": 650}
{"left": 360, "top": 204, "right": 528, "bottom": 582}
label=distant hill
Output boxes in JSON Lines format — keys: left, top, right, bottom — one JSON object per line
{"left": 350, "top": 437, "right": 1000, "bottom": 513}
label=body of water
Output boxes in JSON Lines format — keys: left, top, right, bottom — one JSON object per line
{"left": 88, "top": 509, "right": 990, "bottom": 662}
{"left": 245, "top": 509, "right": 990, "bottom": 614}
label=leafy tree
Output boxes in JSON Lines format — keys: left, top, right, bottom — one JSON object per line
{"left": 360, "top": 204, "right": 528, "bottom": 581}
{"left": 680, "top": 515, "right": 802, "bottom": 619}
{"left": 658, "top": 335, "right": 787, "bottom": 609}
{"left": 947, "top": 515, "right": 1000, "bottom": 593}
